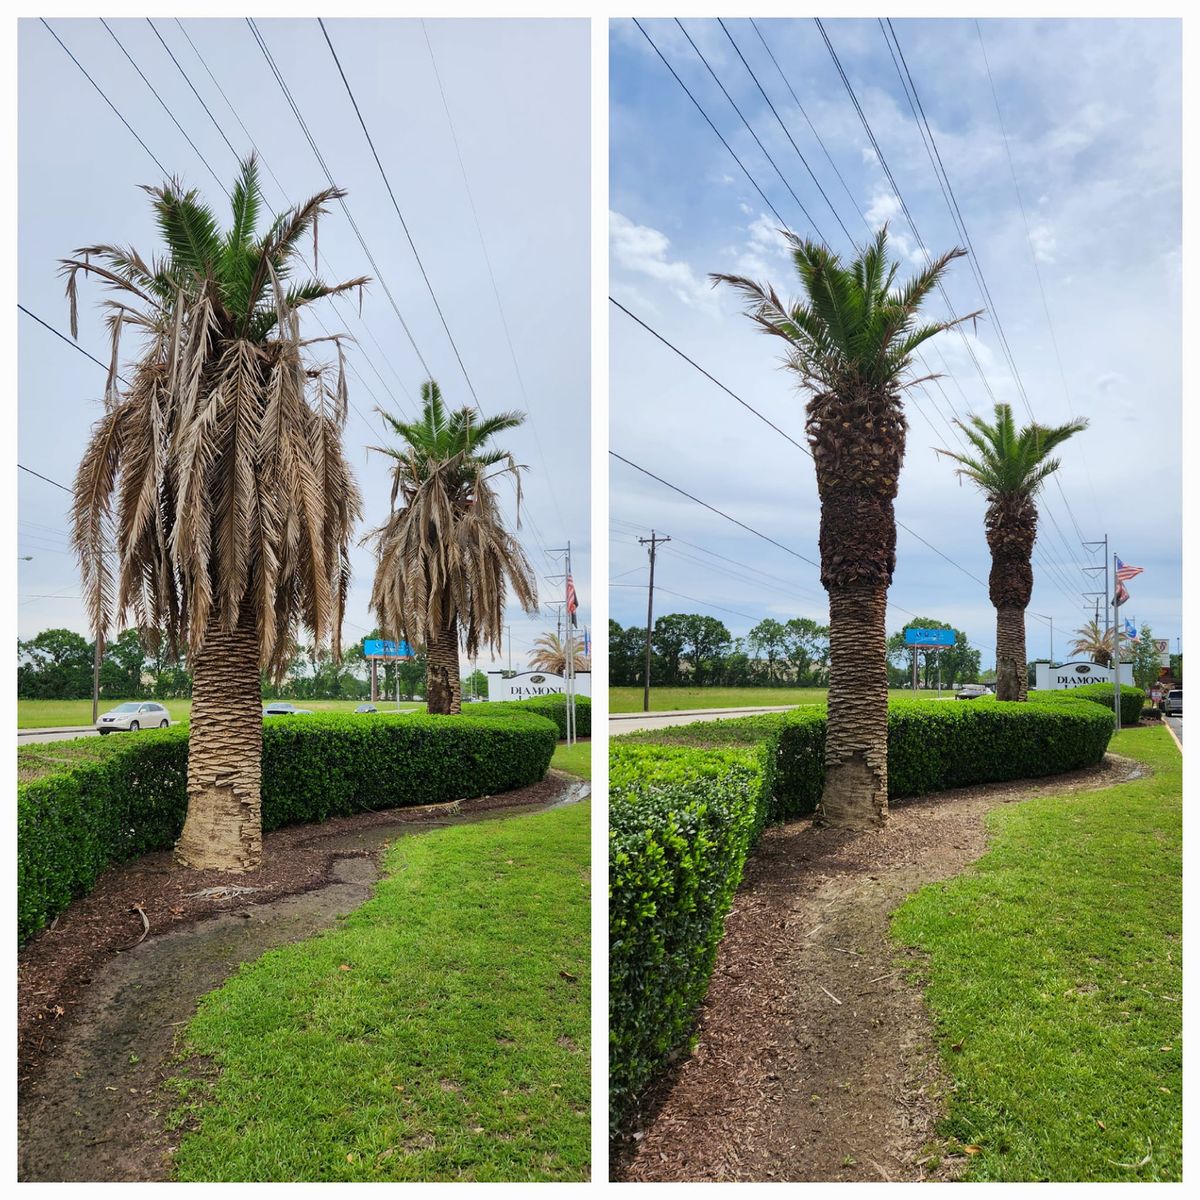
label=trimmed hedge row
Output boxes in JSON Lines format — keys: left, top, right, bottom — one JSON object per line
{"left": 1060, "top": 682, "right": 1143, "bottom": 727}
{"left": 464, "top": 694, "right": 590, "bottom": 739}
{"left": 767, "top": 693, "right": 1115, "bottom": 819}
{"left": 609, "top": 744, "right": 766, "bottom": 1126}
{"left": 609, "top": 692, "right": 1116, "bottom": 1127}
{"left": 19, "top": 710, "right": 557, "bottom": 946}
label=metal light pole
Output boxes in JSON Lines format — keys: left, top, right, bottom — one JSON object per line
{"left": 1032, "top": 614, "right": 1054, "bottom": 667}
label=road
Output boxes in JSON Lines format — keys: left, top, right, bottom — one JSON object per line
{"left": 17, "top": 726, "right": 102, "bottom": 746}
{"left": 611, "top": 705, "right": 801, "bottom": 736}
{"left": 1165, "top": 714, "right": 1182, "bottom": 745}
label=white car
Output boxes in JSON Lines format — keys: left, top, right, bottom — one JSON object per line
{"left": 263, "top": 702, "right": 314, "bottom": 717}
{"left": 955, "top": 684, "right": 992, "bottom": 701}
{"left": 96, "top": 701, "right": 171, "bottom": 733}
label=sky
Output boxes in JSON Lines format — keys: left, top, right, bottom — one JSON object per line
{"left": 17, "top": 17, "right": 590, "bottom": 674}
{"left": 609, "top": 16, "right": 1182, "bottom": 668}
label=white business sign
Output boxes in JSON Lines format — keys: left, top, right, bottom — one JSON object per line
{"left": 1034, "top": 660, "right": 1134, "bottom": 690}
{"left": 487, "top": 670, "right": 592, "bottom": 702}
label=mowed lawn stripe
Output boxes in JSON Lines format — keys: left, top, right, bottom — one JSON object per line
{"left": 170, "top": 802, "right": 590, "bottom": 1182}
{"left": 893, "top": 725, "right": 1181, "bottom": 1181}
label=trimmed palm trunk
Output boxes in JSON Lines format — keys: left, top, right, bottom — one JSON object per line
{"left": 811, "top": 388, "right": 905, "bottom": 828}
{"left": 986, "top": 495, "right": 1036, "bottom": 702}
{"left": 426, "top": 616, "right": 462, "bottom": 715}
{"left": 175, "top": 604, "right": 263, "bottom": 871}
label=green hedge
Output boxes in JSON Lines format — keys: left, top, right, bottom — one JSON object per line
{"left": 609, "top": 744, "right": 766, "bottom": 1127}
{"left": 464, "top": 694, "right": 590, "bottom": 739}
{"left": 609, "top": 693, "right": 1116, "bottom": 1126}
{"left": 767, "top": 693, "right": 1115, "bottom": 819}
{"left": 1061, "top": 682, "right": 1143, "bottom": 727}
{"left": 18, "top": 711, "right": 556, "bottom": 946}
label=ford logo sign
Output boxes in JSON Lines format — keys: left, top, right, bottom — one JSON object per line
{"left": 1076, "top": 665, "right": 1091, "bottom": 675}
{"left": 530, "top": 674, "right": 546, "bottom": 684}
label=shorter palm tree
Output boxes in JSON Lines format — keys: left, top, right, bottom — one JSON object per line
{"left": 936, "top": 403, "right": 1087, "bottom": 701}
{"left": 529, "top": 631, "right": 589, "bottom": 675}
{"left": 1070, "top": 618, "right": 1113, "bottom": 668}
{"left": 369, "top": 381, "right": 538, "bottom": 714}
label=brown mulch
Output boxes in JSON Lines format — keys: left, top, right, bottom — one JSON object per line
{"left": 613, "top": 754, "right": 1143, "bottom": 1183}
{"left": 18, "top": 773, "right": 568, "bottom": 1097}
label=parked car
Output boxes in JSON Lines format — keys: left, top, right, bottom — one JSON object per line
{"left": 1163, "top": 689, "right": 1182, "bottom": 717}
{"left": 96, "top": 701, "right": 171, "bottom": 733}
{"left": 262, "top": 702, "right": 313, "bottom": 717}
{"left": 354, "top": 703, "right": 378, "bottom": 714}
{"left": 955, "top": 684, "right": 992, "bottom": 701}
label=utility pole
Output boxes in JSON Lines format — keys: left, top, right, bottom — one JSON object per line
{"left": 638, "top": 530, "right": 670, "bottom": 713}
{"left": 506, "top": 625, "right": 512, "bottom": 673}
{"left": 92, "top": 630, "right": 104, "bottom": 725}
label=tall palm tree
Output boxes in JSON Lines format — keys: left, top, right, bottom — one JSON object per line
{"left": 67, "top": 156, "right": 364, "bottom": 871}
{"left": 1070, "top": 617, "right": 1113, "bottom": 668}
{"left": 936, "top": 403, "right": 1088, "bottom": 700}
{"left": 715, "top": 226, "right": 972, "bottom": 828}
{"left": 369, "top": 381, "right": 538, "bottom": 714}
{"left": 529, "top": 631, "right": 590, "bottom": 675}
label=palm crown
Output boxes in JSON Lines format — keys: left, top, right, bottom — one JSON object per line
{"left": 936, "top": 403, "right": 1088, "bottom": 501}
{"left": 67, "top": 156, "right": 365, "bottom": 675}
{"left": 712, "top": 225, "right": 975, "bottom": 393}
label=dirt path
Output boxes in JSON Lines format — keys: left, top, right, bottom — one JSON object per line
{"left": 18, "top": 775, "right": 587, "bottom": 1183}
{"left": 615, "top": 754, "right": 1142, "bottom": 1183}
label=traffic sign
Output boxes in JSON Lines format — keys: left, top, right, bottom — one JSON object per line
{"left": 904, "top": 627, "right": 956, "bottom": 647}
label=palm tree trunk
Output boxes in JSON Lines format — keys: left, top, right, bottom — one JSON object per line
{"left": 175, "top": 603, "right": 263, "bottom": 871}
{"left": 995, "top": 605, "right": 1028, "bottom": 702}
{"left": 820, "top": 581, "right": 890, "bottom": 828}
{"left": 426, "top": 615, "right": 462, "bottom": 715}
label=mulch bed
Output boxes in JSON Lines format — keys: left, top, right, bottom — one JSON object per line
{"left": 18, "top": 774, "right": 568, "bottom": 1095}
{"left": 612, "top": 754, "right": 1142, "bottom": 1183}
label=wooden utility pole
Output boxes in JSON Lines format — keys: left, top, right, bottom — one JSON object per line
{"left": 639, "top": 530, "right": 670, "bottom": 713}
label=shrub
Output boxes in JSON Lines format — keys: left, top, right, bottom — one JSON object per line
{"left": 18, "top": 712, "right": 556, "bottom": 946}
{"left": 609, "top": 744, "right": 766, "bottom": 1128}
{"left": 464, "top": 694, "right": 590, "bottom": 739}
{"left": 1063, "top": 682, "right": 1144, "bottom": 727}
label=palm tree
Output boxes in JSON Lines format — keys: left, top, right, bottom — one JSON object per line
{"left": 936, "top": 403, "right": 1088, "bottom": 700}
{"left": 67, "top": 156, "right": 364, "bottom": 871}
{"left": 529, "top": 631, "right": 589, "bottom": 675}
{"left": 1070, "top": 617, "right": 1113, "bottom": 668}
{"left": 715, "top": 226, "right": 972, "bottom": 828}
{"left": 369, "top": 381, "right": 538, "bottom": 714}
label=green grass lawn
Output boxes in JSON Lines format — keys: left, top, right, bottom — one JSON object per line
{"left": 609, "top": 686, "right": 943, "bottom": 713}
{"left": 168, "top": 801, "right": 591, "bottom": 1182}
{"left": 892, "top": 725, "right": 1181, "bottom": 1181}
{"left": 16, "top": 697, "right": 423, "bottom": 729}
{"left": 550, "top": 741, "right": 591, "bottom": 780}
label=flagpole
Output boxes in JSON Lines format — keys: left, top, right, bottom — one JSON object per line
{"left": 1113, "top": 552, "right": 1122, "bottom": 732}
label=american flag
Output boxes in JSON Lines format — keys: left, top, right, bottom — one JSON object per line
{"left": 1115, "top": 557, "right": 1144, "bottom": 583}
{"left": 566, "top": 574, "right": 578, "bottom": 627}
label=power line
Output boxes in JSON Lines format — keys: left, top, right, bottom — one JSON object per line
{"left": 18, "top": 463, "right": 72, "bottom": 493}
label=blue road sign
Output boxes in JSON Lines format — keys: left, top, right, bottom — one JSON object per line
{"left": 363, "top": 638, "right": 414, "bottom": 658}
{"left": 904, "top": 627, "right": 956, "bottom": 647}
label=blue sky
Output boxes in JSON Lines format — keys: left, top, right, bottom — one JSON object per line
{"left": 18, "top": 17, "right": 590, "bottom": 672}
{"left": 609, "top": 16, "right": 1182, "bottom": 666}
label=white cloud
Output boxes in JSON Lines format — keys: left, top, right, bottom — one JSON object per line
{"left": 609, "top": 210, "right": 709, "bottom": 305}
{"left": 1028, "top": 221, "right": 1057, "bottom": 263}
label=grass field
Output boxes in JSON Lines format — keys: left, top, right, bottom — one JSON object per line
{"left": 16, "top": 697, "right": 423, "bottom": 729}
{"left": 893, "top": 725, "right": 1182, "bottom": 1181}
{"left": 609, "top": 686, "right": 944, "bottom": 713}
{"left": 168, "top": 801, "right": 591, "bottom": 1181}
{"left": 550, "top": 741, "right": 591, "bottom": 780}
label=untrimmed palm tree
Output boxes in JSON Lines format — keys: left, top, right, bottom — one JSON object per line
{"left": 67, "top": 156, "right": 364, "bottom": 871}
{"left": 369, "top": 381, "right": 538, "bottom": 714}
{"left": 936, "top": 403, "right": 1087, "bottom": 700}
{"left": 529, "top": 631, "right": 589, "bottom": 675}
{"left": 1070, "top": 617, "right": 1113, "bottom": 668}
{"left": 715, "top": 226, "right": 972, "bottom": 828}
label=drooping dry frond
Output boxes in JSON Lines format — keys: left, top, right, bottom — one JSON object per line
{"left": 67, "top": 157, "right": 365, "bottom": 679}
{"left": 528, "top": 631, "right": 590, "bottom": 675}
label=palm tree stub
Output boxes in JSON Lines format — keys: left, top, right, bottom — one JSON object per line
{"left": 369, "top": 381, "right": 538, "bottom": 715}
{"left": 715, "top": 226, "right": 974, "bottom": 829}
{"left": 67, "top": 156, "right": 364, "bottom": 871}
{"left": 936, "top": 403, "right": 1087, "bottom": 701}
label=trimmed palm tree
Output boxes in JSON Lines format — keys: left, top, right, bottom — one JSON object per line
{"left": 67, "top": 156, "right": 364, "bottom": 871}
{"left": 369, "top": 381, "right": 538, "bottom": 714}
{"left": 1070, "top": 617, "right": 1113, "bottom": 668}
{"left": 936, "top": 403, "right": 1088, "bottom": 700}
{"left": 715, "top": 226, "right": 971, "bottom": 828}
{"left": 529, "top": 631, "right": 590, "bottom": 675}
